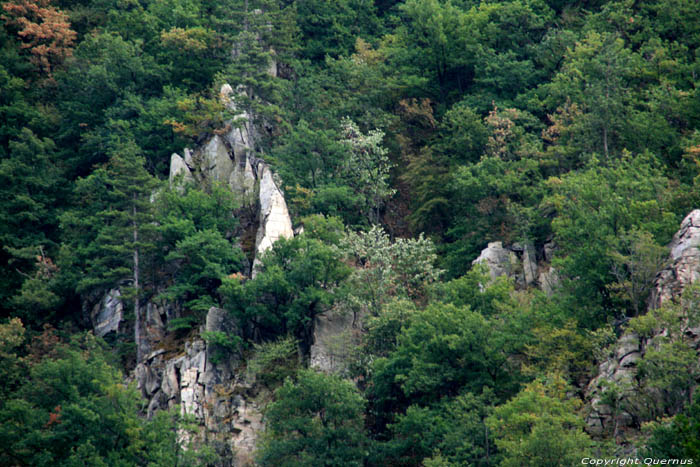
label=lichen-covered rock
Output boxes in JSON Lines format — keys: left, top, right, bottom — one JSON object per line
{"left": 92, "top": 289, "right": 122, "bottom": 337}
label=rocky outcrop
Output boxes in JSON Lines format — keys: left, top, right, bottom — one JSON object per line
{"left": 584, "top": 210, "right": 700, "bottom": 437}
{"left": 252, "top": 164, "right": 294, "bottom": 274}
{"left": 310, "top": 308, "right": 362, "bottom": 373}
{"left": 649, "top": 209, "right": 700, "bottom": 308}
{"left": 169, "top": 153, "right": 194, "bottom": 189}
{"left": 168, "top": 85, "right": 293, "bottom": 272}
{"left": 135, "top": 307, "right": 264, "bottom": 466}
{"left": 91, "top": 289, "right": 123, "bottom": 337}
{"left": 472, "top": 240, "right": 558, "bottom": 293}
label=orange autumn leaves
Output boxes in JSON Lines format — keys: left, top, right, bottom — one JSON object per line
{"left": 2, "top": 0, "right": 76, "bottom": 75}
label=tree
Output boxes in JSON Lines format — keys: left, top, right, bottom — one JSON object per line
{"left": 545, "top": 31, "right": 636, "bottom": 159}
{"left": 369, "top": 303, "right": 520, "bottom": 417}
{"left": 339, "top": 118, "right": 394, "bottom": 224}
{"left": 486, "top": 375, "right": 593, "bottom": 467}
{"left": 643, "top": 393, "right": 700, "bottom": 462}
{"left": 0, "top": 128, "right": 63, "bottom": 318}
{"left": 220, "top": 234, "right": 351, "bottom": 350}
{"left": 545, "top": 152, "right": 676, "bottom": 326}
{"left": 257, "top": 369, "right": 368, "bottom": 467}
{"left": 1, "top": 0, "right": 76, "bottom": 75}
{"left": 0, "top": 332, "right": 216, "bottom": 466}
{"left": 379, "top": 391, "right": 494, "bottom": 467}
{"left": 61, "top": 139, "right": 159, "bottom": 362}
{"left": 341, "top": 225, "right": 442, "bottom": 314}
{"left": 609, "top": 229, "right": 669, "bottom": 316}
{"left": 156, "top": 183, "right": 244, "bottom": 319}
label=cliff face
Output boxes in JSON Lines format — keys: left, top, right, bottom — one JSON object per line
{"left": 584, "top": 210, "right": 700, "bottom": 438}
{"left": 84, "top": 82, "right": 294, "bottom": 465}
{"left": 134, "top": 307, "right": 263, "bottom": 467}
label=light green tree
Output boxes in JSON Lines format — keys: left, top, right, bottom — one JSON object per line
{"left": 486, "top": 375, "right": 593, "bottom": 467}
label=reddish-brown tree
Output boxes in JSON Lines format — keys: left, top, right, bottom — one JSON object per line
{"left": 1, "top": 0, "right": 76, "bottom": 75}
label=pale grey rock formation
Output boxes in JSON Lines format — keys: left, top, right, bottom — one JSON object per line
{"left": 584, "top": 210, "right": 700, "bottom": 436}
{"left": 201, "top": 135, "right": 234, "bottom": 184}
{"left": 229, "top": 154, "right": 256, "bottom": 202}
{"left": 168, "top": 85, "right": 293, "bottom": 276}
{"left": 473, "top": 241, "right": 519, "bottom": 281}
{"left": 310, "top": 308, "right": 361, "bottom": 373}
{"left": 92, "top": 289, "right": 123, "bottom": 337}
{"left": 522, "top": 243, "right": 538, "bottom": 286}
{"left": 253, "top": 164, "right": 294, "bottom": 273}
{"left": 538, "top": 266, "right": 560, "bottom": 296}
{"left": 184, "top": 148, "right": 194, "bottom": 167}
{"left": 169, "top": 153, "right": 194, "bottom": 189}
{"left": 471, "top": 240, "right": 559, "bottom": 294}
{"left": 649, "top": 209, "right": 700, "bottom": 308}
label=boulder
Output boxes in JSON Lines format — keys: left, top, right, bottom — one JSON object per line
{"left": 472, "top": 241, "right": 519, "bottom": 281}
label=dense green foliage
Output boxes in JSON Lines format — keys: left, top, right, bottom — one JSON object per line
{"left": 2, "top": 0, "right": 700, "bottom": 464}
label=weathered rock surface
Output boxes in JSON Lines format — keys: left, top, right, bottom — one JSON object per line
{"left": 92, "top": 289, "right": 123, "bottom": 337}
{"left": 169, "top": 84, "right": 293, "bottom": 274}
{"left": 202, "top": 135, "right": 235, "bottom": 184}
{"left": 310, "top": 308, "right": 362, "bottom": 373}
{"left": 584, "top": 210, "right": 700, "bottom": 437}
{"left": 169, "top": 153, "right": 194, "bottom": 189}
{"left": 471, "top": 240, "right": 557, "bottom": 293}
{"left": 649, "top": 209, "right": 700, "bottom": 308}
{"left": 473, "top": 242, "right": 519, "bottom": 281}
{"left": 135, "top": 307, "right": 264, "bottom": 466}
{"left": 253, "top": 164, "right": 293, "bottom": 273}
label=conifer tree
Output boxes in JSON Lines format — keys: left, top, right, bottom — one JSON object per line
{"left": 61, "top": 139, "right": 159, "bottom": 362}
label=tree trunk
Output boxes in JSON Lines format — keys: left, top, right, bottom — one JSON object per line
{"left": 133, "top": 201, "right": 142, "bottom": 363}
{"left": 603, "top": 125, "right": 609, "bottom": 159}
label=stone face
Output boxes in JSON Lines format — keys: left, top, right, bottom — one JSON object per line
{"left": 253, "top": 163, "right": 294, "bottom": 274}
{"left": 169, "top": 153, "right": 193, "bottom": 189}
{"left": 92, "top": 289, "right": 123, "bottom": 337}
{"left": 229, "top": 154, "right": 256, "bottom": 201}
{"left": 538, "top": 266, "right": 559, "bottom": 296}
{"left": 201, "top": 135, "right": 234, "bottom": 183}
{"left": 310, "top": 308, "right": 361, "bottom": 373}
{"left": 584, "top": 210, "right": 700, "bottom": 437}
{"left": 650, "top": 209, "right": 700, "bottom": 308}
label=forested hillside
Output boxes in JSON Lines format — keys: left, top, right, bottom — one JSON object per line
{"left": 2, "top": 0, "right": 700, "bottom": 465}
